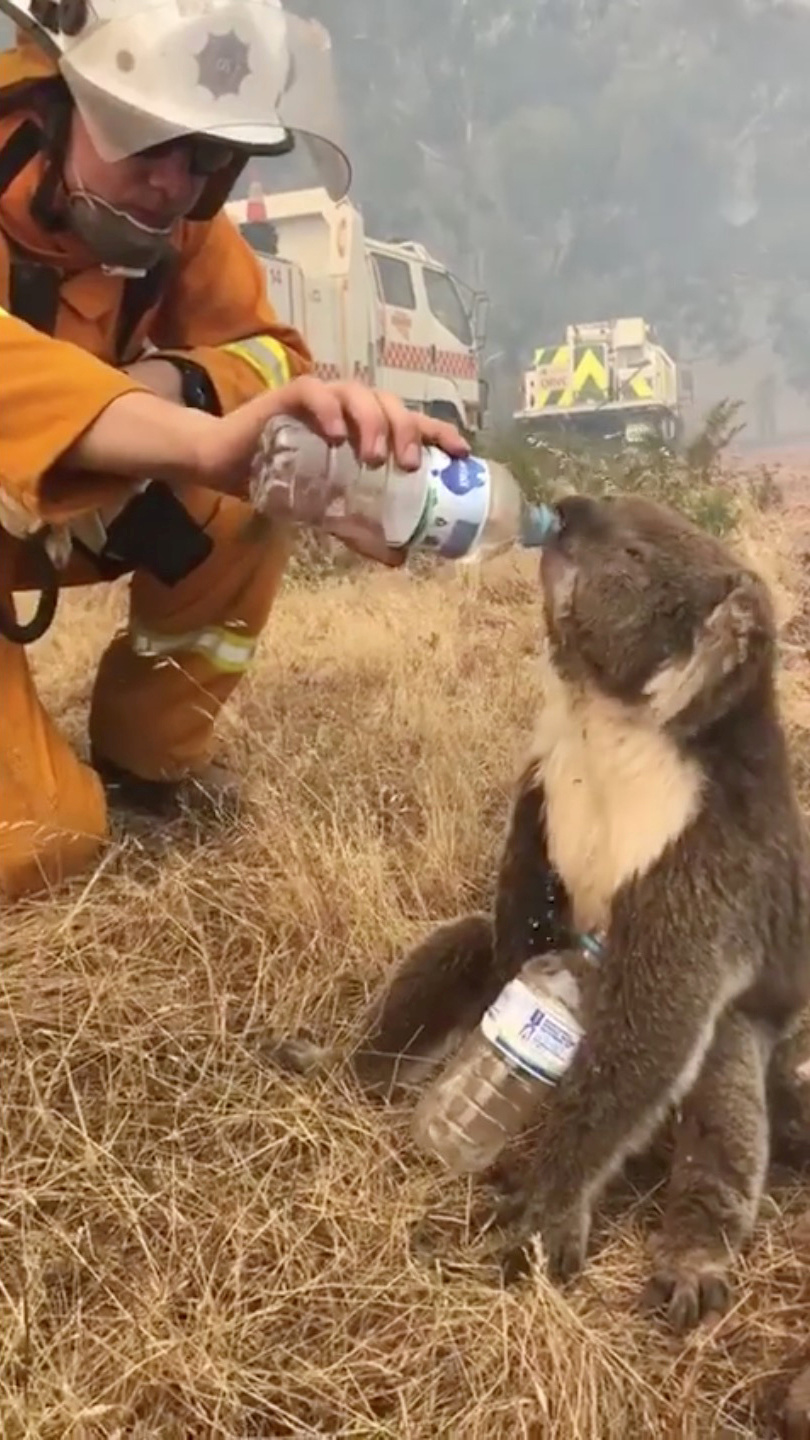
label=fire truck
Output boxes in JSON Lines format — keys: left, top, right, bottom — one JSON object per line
{"left": 513, "top": 316, "right": 684, "bottom": 447}
{"left": 225, "top": 180, "right": 489, "bottom": 438}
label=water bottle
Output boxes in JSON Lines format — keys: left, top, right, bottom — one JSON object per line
{"left": 411, "top": 934, "right": 603, "bottom": 1176}
{"left": 248, "top": 415, "right": 558, "bottom": 562}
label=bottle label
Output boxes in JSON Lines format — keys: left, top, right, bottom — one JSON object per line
{"left": 480, "top": 977, "right": 583, "bottom": 1084}
{"left": 410, "top": 450, "right": 491, "bottom": 560}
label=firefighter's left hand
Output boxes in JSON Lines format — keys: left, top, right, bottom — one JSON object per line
{"left": 198, "top": 377, "right": 472, "bottom": 568}
{"left": 268, "top": 376, "right": 471, "bottom": 477}
{"left": 312, "top": 382, "right": 472, "bottom": 567}
{"left": 320, "top": 380, "right": 470, "bottom": 473}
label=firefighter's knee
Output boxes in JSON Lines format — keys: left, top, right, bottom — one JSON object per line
{"left": 88, "top": 500, "right": 293, "bottom": 781}
{"left": 0, "top": 747, "right": 108, "bottom": 900}
{"left": 0, "top": 637, "right": 108, "bottom": 900}
{"left": 0, "top": 783, "right": 108, "bottom": 901}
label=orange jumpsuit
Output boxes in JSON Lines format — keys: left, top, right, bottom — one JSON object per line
{"left": 0, "top": 38, "right": 312, "bottom": 899}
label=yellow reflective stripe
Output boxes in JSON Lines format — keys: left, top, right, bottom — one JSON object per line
{"left": 130, "top": 623, "right": 258, "bottom": 675}
{"left": 221, "top": 333, "right": 291, "bottom": 389}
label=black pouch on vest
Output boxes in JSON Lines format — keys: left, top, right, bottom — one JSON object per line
{"left": 78, "top": 481, "right": 214, "bottom": 586}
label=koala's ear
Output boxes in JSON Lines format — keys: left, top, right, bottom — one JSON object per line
{"left": 643, "top": 570, "right": 774, "bottom": 735}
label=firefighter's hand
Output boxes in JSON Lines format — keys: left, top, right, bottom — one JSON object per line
{"left": 198, "top": 377, "right": 471, "bottom": 566}
{"left": 269, "top": 377, "right": 471, "bottom": 472}
{"left": 220, "top": 375, "right": 470, "bottom": 472}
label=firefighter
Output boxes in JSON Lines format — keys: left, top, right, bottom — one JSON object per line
{"left": 0, "top": 0, "right": 467, "bottom": 900}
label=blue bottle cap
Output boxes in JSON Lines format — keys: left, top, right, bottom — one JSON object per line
{"left": 579, "top": 932, "right": 604, "bottom": 959}
{"left": 520, "top": 502, "right": 561, "bottom": 549}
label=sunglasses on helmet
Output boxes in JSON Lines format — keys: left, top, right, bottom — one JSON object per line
{"left": 136, "top": 135, "right": 237, "bottom": 177}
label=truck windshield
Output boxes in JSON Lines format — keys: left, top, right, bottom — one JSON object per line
{"left": 423, "top": 269, "right": 473, "bottom": 347}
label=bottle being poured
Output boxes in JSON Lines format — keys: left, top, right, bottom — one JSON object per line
{"left": 248, "top": 415, "right": 559, "bottom": 564}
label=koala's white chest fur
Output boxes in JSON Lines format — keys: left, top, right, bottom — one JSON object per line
{"left": 529, "top": 645, "right": 705, "bottom": 932}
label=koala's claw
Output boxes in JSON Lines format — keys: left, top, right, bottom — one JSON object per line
{"left": 499, "top": 1233, "right": 535, "bottom": 1286}
{"left": 498, "top": 1207, "right": 589, "bottom": 1288}
{"left": 641, "top": 1257, "right": 731, "bottom": 1333}
{"left": 545, "top": 1226, "right": 588, "bottom": 1284}
{"left": 259, "top": 1028, "right": 330, "bottom": 1076}
{"left": 489, "top": 1188, "right": 529, "bottom": 1230}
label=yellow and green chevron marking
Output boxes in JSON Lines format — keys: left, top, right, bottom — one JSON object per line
{"left": 530, "top": 344, "right": 609, "bottom": 409}
{"left": 619, "top": 370, "right": 654, "bottom": 401}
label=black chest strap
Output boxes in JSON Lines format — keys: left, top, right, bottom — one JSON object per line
{"left": 115, "top": 255, "right": 176, "bottom": 364}
{"left": 8, "top": 253, "right": 61, "bottom": 334}
{"left": 0, "top": 117, "right": 41, "bottom": 194}
{"left": 0, "top": 119, "right": 62, "bottom": 336}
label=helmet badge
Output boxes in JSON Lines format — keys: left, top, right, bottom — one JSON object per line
{"left": 195, "top": 30, "right": 251, "bottom": 99}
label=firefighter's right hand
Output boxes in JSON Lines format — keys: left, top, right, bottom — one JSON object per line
{"left": 196, "top": 375, "right": 470, "bottom": 496}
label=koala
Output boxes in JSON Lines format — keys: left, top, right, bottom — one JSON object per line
{"left": 324, "top": 491, "right": 810, "bottom": 1330}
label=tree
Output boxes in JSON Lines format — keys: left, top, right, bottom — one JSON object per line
{"left": 299, "top": 0, "right": 810, "bottom": 388}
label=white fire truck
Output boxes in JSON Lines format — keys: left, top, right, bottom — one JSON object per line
{"left": 225, "top": 180, "right": 489, "bottom": 438}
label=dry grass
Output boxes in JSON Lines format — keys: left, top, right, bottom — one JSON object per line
{"left": 2, "top": 510, "right": 809, "bottom": 1439}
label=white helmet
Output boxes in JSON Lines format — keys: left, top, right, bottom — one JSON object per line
{"left": 3, "top": 0, "right": 351, "bottom": 199}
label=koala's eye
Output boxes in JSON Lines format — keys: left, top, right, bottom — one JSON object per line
{"left": 624, "top": 545, "right": 646, "bottom": 563}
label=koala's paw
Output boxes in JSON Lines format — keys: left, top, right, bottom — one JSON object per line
{"left": 641, "top": 1250, "right": 732, "bottom": 1333}
{"left": 259, "top": 1029, "right": 331, "bottom": 1076}
{"left": 499, "top": 1201, "right": 590, "bottom": 1288}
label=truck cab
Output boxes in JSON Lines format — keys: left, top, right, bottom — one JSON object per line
{"left": 514, "top": 316, "right": 682, "bottom": 448}
{"left": 225, "top": 180, "right": 488, "bottom": 439}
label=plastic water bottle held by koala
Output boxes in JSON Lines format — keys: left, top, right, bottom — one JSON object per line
{"left": 248, "top": 415, "right": 559, "bottom": 562}
{"left": 411, "top": 935, "right": 603, "bottom": 1176}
